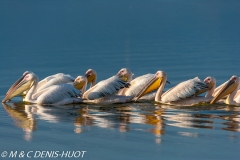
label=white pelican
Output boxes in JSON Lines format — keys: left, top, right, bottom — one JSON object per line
{"left": 85, "top": 69, "right": 97, "bottom": 88}
{"left": 134, "top": 73, "right": 216, "bottom": 106}
{"left": 119, "top": 73, "right": 170, "bottom": 100}
{"left": 16, "top": 71, "right": 75, "bottom": 98}
{"left": 82, "top": 68, "right": 134, "bottom": 104}
{"left": 210, "top": 75, "right": 240, "bottom": 106}
{"left": 32, "top": 69, "right": 96, "bottom": 98}
{"left": 2, "top": 72, "right": 87, "bottom": 105}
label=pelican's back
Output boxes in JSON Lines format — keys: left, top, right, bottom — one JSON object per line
{"left": 37, "top": 73, "right": 75, "bottom": 92}
{"left": 37, "top": 84, "right": 81, "bottom": 105}
{"left": 87, "top": 76, "right": 130, "bottom": 100}
{"left": 161, "top": 77, "right": 208, "bottom": 103}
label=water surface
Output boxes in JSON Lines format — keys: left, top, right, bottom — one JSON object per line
{"left": 0, "top": 0, "right": 240, "bottom": 159}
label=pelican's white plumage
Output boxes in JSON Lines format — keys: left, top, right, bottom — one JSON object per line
{"left": 83, "top": 75, "right": 130, "bottom": 100}
{"left": 2, "top": 71, "right": 87, "bottom": 105}
{"left": 83, "top": 68, "right": 133, "bottom": 104}
{"left": 160, "top": 77, "right": 216, "bottom": 106}
{"left": 161, "top": 77, "right": 209, "bottom": 103}
{"left": 36, "top": 73, "right": 75, "bottom": 92}
{"left": 32, "top": 83, "right": 82, "bottom": 105}
{"left": 135, "top": 74, "right": 216, "bottom": 106}
{"left": 21, "top": 72, "right": 75, "bottom": 99}
{"left": 235, "top": 90, "right": 240, "bottom": 103}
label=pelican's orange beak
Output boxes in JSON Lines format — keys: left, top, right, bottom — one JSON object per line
{"left": 134, "top": 71, "right": 167, "bottom": 101}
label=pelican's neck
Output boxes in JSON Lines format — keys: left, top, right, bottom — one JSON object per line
{"left": 127, "top": 74, "right": 133, "bottom": 83}
{"left": 25, "top": 80, "right": 38, "bottom": 103}
{"left": 81, "top": 81, "right": 88, "bottom": 95}
{"left": 90, "top": 76, "right": 97, "bottom": 88}
{"left": 205, "top": 83, "right": 216, "bottom": 98}
{"left": 226, "top": 85, "right": 239, "bottom": 105}
{"left": 155, "top": 78, "right": 167, "bottom": 102}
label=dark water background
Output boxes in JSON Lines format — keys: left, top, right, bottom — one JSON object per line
{"left": 0, "top": 0, "right": 240, "bottom": 159}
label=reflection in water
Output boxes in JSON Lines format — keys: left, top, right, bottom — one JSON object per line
{"left": 3, "top": 103, "right": 37, "bottom": 141}
{"left": 165, "top": 112, "right": 214, "bottom": 129}
{"left": 74, "top": 107, "right": 93, "bottom": 134}
{"left": 159, "top": 104, "right": 240, "bottom": 133}
{"left": 3, "top": 102, "right": 240, "bottom": 142}
{"left": 222, "top": 106, "right": 240, "bottom": 132}
{"left": 78, "top": 103, "right": 166, "bottom": 143}
{"left": 161, "top": 104, "right": 215, "bottom": 130}
{"left": 178, "top": 132, "right": 198, "bottom": 138}
{"left": 3, "top": 103, "right": 87, "bottom": 139}
{"left": 142, "top": 106, "right": 165, "bottom": 144}
{"left": 219, "top": 114, "right": 240, "bottom": 132}
{"left": 141, "top": 106, "right": 165, "bottom": 144}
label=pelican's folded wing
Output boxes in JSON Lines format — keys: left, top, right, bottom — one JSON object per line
{"left": 161, "top": 77, "right": 209, "bottom": 103}
{"left": 37, "top": 73, "right": 75, "bottom": 92}
{"left": 85, "top": 76, "right": 130, "bottom": 100}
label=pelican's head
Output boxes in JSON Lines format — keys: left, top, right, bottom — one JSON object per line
{"left": 73, "top": 76, "right": 88, "bottom": 90}
{"left": 85, "top": 69, "right": 97, "bottom": 85}
{"left": 210, "top": 75, "right": 239, "bottom": 104}
{"left": 116, "top": 68, "right": 133, "bottom": 82}
{"left": 204, "top": 76, "right": 216, "bottom": 90}
{"left": 134, "top": 71, "right": 167, "bottom": 100}
{"left": 2, "top": 71, "right": 38, "bottom": 103}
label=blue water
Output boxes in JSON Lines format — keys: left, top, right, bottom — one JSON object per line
{"left": 0, "top": 0, "right": 240, "bottom": 159}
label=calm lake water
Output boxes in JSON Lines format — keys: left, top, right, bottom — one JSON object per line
{"left": 0, "top": 0, "right": 240, "bottom": 159}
